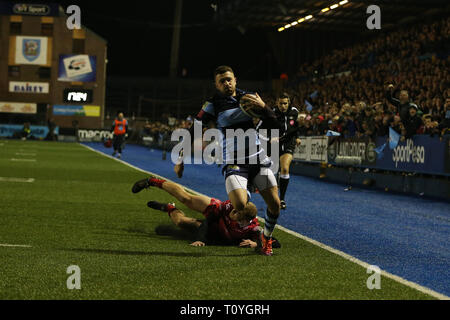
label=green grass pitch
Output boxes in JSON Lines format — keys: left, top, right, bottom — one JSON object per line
{"left": 0, "top": 140, "right": 434, "bottom": 299}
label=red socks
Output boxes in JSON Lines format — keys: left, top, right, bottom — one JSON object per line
{"left": 148, "top": 177, "right": 165, "bottom": 188}
{"left": 166, "top": 203, "right": 177, "bottom": 217}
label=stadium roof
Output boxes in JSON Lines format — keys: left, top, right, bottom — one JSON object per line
{"left": 215, "top": 0, "right": 450, "bottom": 33}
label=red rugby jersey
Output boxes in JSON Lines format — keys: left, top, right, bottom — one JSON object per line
{"left": 203, "top": 198, "right": 260, "bottom": 243}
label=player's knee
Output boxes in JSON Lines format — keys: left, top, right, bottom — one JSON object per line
{"left": 179, "top": 194, "right": 192, "bottom": 206}
{"left": 280, "top": 167, "right": 289, "bottom": 175}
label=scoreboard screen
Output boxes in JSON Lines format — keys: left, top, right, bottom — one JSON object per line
{"left": 63, "top": 89, "right": 93, "bottom": 103}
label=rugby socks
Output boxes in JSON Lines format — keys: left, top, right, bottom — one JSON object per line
{"left": 148, "top": 177, "right": 165, "bottom": 188}
{"left": 263, "top": 209, "right": 278, "bottom": 238}
{"left": 279, "top": 174, "right": 290, "bottom": 201}
{"left": 166, "top": 203, "right": 177, "bottom": 217}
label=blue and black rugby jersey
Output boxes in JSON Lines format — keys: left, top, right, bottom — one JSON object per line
{"left": 256, "top": 105, "right": 301, "bottom": 143}
{"left": 194, "top": 88, "right": 279, "bottom": 166}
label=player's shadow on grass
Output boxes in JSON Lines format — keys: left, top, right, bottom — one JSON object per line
{"left": 64, "top": 248, "right": 210, "bottom": 257}
{"left": 62, "top": 224, "right": 256, "bottom": 257}
{"left": 123, "top": 224, "right": 200, "bottom": 243}
{"left": 63, "top": 247, "right": 255, "bottom": 258}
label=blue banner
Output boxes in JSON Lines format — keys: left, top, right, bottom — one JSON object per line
{"left": 375, "top": 135, "right": 447, "bottom": 175}
{"left": 325, "top": 135, "right": 449, "bottom": 176}
{"left": 0, "top": 124, "right": 59, "bottom": 139}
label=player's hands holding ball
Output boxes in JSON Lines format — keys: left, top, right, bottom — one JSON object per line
{"left": 241, "top": 93, "right": 266, "bottom": 110}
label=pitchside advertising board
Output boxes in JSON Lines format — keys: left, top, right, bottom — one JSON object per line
{"left": 78, "top": 129, "right": 113, "bottom": 142}
{"left": 0, "top": 124, "right": 59, "bottom": 139}
{"left": 446, "top": 137, "right": 450, "bottom": 174}
{"left": 374, "top": 136, "right": 448, "bottom": 176}
{"left": 293, "top": 136, "right": 328, "bottom": 163}
{"left": 327, "top": 137, "right": 377, "bottom": 167}
{"left": 294, "top": 135, "right": 449, "bottom": 176}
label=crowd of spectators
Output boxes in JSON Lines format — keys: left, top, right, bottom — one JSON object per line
{"left": 271, "top": 16, "right": 450, "bottom": 140}
{"left": 138, "top": 17, "right": 449, "bottom": 143}
{"left": 139, "top": 117, "right": 192, "bottom": 145}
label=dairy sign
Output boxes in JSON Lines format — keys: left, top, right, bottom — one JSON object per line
{"left": 9, "top": 81, "right": 49, "bottom": 94}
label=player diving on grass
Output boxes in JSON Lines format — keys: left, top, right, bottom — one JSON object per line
{"left": 172, "top": 65, "right": 282, "bottom": 255}
{"left": 132, "top": 175, "right": 280, "bottom": 248}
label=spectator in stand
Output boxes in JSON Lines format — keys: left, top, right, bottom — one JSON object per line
{"left": 438, "top": 98, "right": 450, "bottom": 136}
{"left": 421, "top": 114, "right": 440, "bottom": 136}
{"left": 403, "top": 105, "right": 423, "bottom": 139}
{"left": 386, "top": 85, "right": 419, "bottom": 124}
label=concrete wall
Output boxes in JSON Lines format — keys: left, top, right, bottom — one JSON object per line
{"left": 291, "top": 162, "right": 450, "bottom": 201}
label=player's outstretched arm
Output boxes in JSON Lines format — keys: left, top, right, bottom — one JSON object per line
{"left": 190, "top": 241, "right": 206, "bottom": 247}
{"left": 239, "top": 239, "right": 257, "bottom": 248}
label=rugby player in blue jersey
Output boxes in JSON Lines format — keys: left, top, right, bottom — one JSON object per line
{"left": 176, "top": 66, "right": 282, "bottom": 256}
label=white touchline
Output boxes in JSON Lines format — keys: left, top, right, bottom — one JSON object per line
{"left": 0, "top": 177, "right": 35, "bottom": 183}
{"left": 0, "top": 244, "right": 32, "bottom": 248}
{"left": 79, "top": 143, "right": 449, "bottom": 300}
{"left": 10, "top": 158, "right": 36, "bottom": 162}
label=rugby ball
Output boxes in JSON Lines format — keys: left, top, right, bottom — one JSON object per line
{"left": 239, "top": 94, "right": 265, "bottom": 118}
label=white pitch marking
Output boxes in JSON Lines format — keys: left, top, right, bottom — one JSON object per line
{"left": 0, "top": 244, "right": 32, "bottom": 248}
{"left": 79, "top": 143, "right": 450, "bottom": 300}
{"left": 10, "top": 158, "right": 36, "bottom": 162}
{"left": 15, "top": 153, "right": 36, "bottom": 156}
{"left": 0, "top": 177, "right": 35, "bottom": 183}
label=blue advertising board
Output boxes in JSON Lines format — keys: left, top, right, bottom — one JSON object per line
{"left": 374, "top": 135, "right": 447, "bottom": 175}
{"left": 324, "top": 135, "right": 449, "bottom": 176}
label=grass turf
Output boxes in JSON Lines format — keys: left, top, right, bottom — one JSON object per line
{"left": 0, "top": 139, "right": 435, "bottom": 299}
